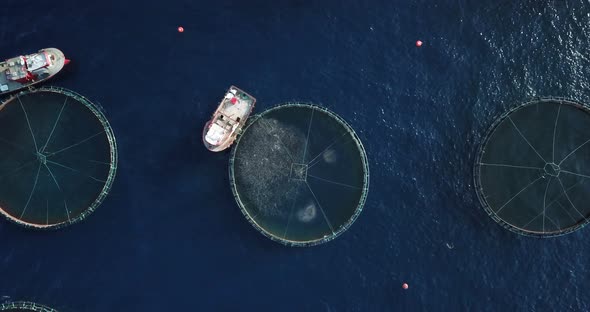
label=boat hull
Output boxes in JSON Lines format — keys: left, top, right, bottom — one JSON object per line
{"left": 203, "top": 86, "right": 256, "bottom": 152}
{"left": 0, "top": 48, "right": 67, "bottom": 95}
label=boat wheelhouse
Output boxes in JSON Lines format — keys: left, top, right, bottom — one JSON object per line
{"left": 203, "top": 86, "right": 256, "bottom": 152}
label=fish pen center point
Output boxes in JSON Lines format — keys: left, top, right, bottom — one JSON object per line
{"left": 544, "top": 162, "right": 560, "bottom": 177}
{"left": 290, "top": 163, "right": 308, "bottom": 181}
{"left": 36, "top": 152, "right": 47, "bottom": 165}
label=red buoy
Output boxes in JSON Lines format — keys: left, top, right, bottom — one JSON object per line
{"left": 415, "top": 40, "right": 423, "bottom": 47}
{"left": 402, "top": 283, "right": 409, "bottom": 290}
{"left": 178, "top": 26, "right": 184, "bottom": 33}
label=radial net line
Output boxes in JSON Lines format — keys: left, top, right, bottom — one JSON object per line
{"left": 18, "top": 96, "right": 39, "bottom": 153}
{"left": 46, "top": 130, "right": 105, "bottom": 157}
{"left": 19, "top": 163, "right": 41, "bottom": 219}
{"left": 552, "top": 104, "right": 562, "bottom": 163}
{"left": 558, "top": 138, "right": 590, "bottom": 166}
{"left": 247, "top": 200, "right": 263, "bottom": 221}
{"left": 44, "top": 163, "right": 62, "bottom": 191}
{"left": 557, "top": 177, "right": 588, "bottom": 222}
{"left": 522, "top": 211, "right": 559, "bottom": 230}
{"left": 520, "top": 208, "right": 559, "bottom": 230}
{"left": 258, "top": 118, "right": 296, "bottom": 163}
{"left": 64, "top": 200, "right": 71, "bottom": 222}
{"left": 283, "top": 183, "right": 301, "bottom": 238}
{"left": 495, "top": 176, "right": 544, "bottom": 215}
{"left": 555, "top": 201, "right": 578, "bottom": 223}
{"left": 308, "top": 136, "right": 356, "bottom": 170}
{"left": 542, "top": 178, "right": 553, "bottom": 232}
{"left": 521, "top": 211, "right": 544, "bottom": 229}
{"left": 307, "top": 131, "right": 348, "bottom": 167}
{"left": 39, "top": 170, "right": 46, "bottom": 225}
{"left": 305, "top": 181, "right": 335, "bottom": 234}
{"left": 232, "top": 156, "right": 290, "bottom": 172}
{"left": 479, "top": 163, "right": 543, "bottom": 170}
{"left": 544, "top": 179, "right": 585, "bottom": 210}
{"left": 508, "top": 116, "right": 546, "bottom": 163}
{"left": 560, "top": 170, "right": 590, "bottom": 179}
{"left": 49, "top": 150, "right": 113, "bottom": 169}
{"left": 46, "top": 159, "right": 107, "bottom": 183}
{"left": 41, "top": 97, "right": 68, "bottom": 152}
{"left": 233, "top": 196, "right": 258, "bottom": 220}
{"left": 88, "top": 160, "right": 111, "bottom": 165}
{"left": 49, "top": 151, "right": 113, "bottom": 169}
{"left": 307, "top": 174, "right": 363, "bottom": 189}
{"left": 42, "top": 170, "right": 49, "bottom": 224}
{"left": 0, "top": 159, "right": 36, "bottom": 182}
{"left": 546, "top": 214, "right": 560, "bottom": 229}
{"left": 301, "top": 109, "right": 314, "bottom": 162}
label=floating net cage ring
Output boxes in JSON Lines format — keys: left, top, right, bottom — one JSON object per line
{"left": 474, "top": 97, "right": 590, "bottom": 237}
{"left": 0, "top": 86, "right": 117, "bottom": 229}
{"left": 0, "top": 301, "right": 58, "bottom": 312}
{"left": 229, "top": 103, "right": 370, "bottom": 247}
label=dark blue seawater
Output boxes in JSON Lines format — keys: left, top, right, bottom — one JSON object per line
{"left": 1, "top": 0, "right": 590, "bottom": 311}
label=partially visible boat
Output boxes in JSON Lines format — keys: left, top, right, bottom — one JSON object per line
{"left": 0, "top": 48, "right": 69, "bottom": 95}
{"left": 203, "top": 86, "right": 256, "bottom": 152}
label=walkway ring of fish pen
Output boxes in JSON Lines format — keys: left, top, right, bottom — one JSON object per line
{"left": 0, "top": 301, "right": 58, "bottom": 312}
{"left": 0, "top": 86, "right": 117, "bottom": 229}
{"left": 229, "top": 103, "right": 370, "bottom": 247}
{"left": 474, "top": 97, "right": 590, "bottom": 237}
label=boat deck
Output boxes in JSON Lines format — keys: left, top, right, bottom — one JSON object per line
{"left": 0, "top": 48, "right": 66, "bottom": 94}
{"left": 204, "top": 86, "right": 256, "bottom": 152}
{"left": 217, "top": 94, "right": 254, "bottom": 125}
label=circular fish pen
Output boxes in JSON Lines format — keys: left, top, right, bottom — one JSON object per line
{"left": 0, "top": 301, "right": 58, "bottom": 312}
{"left": 474, "top": 98, "right": 590, "bottom": 236}
{"left": 229, "top": 103, "right": 369, "bottom": 246}
{"left": 0, "top": 87, "right": 117, "bottom": 229}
